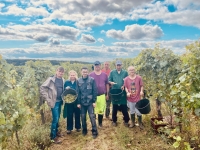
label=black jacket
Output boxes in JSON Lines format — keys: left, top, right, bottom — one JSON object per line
{"left": 77, "top": 76, "right": 97, "bottom": 106}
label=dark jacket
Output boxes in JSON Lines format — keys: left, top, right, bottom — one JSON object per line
{"left": 77, "top": 76, "right": 97, "bottom": 106}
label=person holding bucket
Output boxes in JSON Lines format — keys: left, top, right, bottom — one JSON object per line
{"left": 90, "top": 61, "right": 109, "bottom": 128}
{"left": 77, "top": 67, "right": 98, "bottom": 139}
{"left": 124, "top": 66, "right": 144, "bottom": 129}
{"left": 63, "top": 70, "right": 81, "bottom": 134}
{"left": 109, "top": 60, "right": 130, "bottom": 127}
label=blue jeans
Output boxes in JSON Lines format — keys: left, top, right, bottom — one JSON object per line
{"left": 50, "top": 101, "right": 62, "bottom": 140}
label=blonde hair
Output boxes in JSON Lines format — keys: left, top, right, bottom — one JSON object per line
{"left": 127, "top": 66, "right": 135, "bottom": 71}
{"left": 68, "top": 70, "right": 78, "bottom": 80}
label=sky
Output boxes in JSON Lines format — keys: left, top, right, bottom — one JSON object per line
{"left": 0, "top": 0, "right": 200, "bottom": 62}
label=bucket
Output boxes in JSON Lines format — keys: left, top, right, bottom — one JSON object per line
{"left": 135, "top": 98, "right": 151, "bottom": 114}
{"left": 62, "top": 88, "right": 77, "bottom": 104}
{"left": 110, "top": 89, "right": 123, "bottom": 101}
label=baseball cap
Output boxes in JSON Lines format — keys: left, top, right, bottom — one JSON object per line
{"left": 115, "top": 60, "right": 122, "bottom": 65}
{"left": 94, "top": 61, "right": 101, "bottom": 65}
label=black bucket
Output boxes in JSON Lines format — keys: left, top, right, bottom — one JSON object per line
{"left": 135, "top": 98, "right": 151, "bottom": 114}
{"left": 110, "top": 89, "right": 123, "bottom": 101}
{"left": 62, "top": 88, "right": 77, "bottom": 104}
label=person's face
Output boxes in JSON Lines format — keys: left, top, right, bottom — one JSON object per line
{"left": 104, "top": 62, "right": 109, "bottom": 69}
{"left": 116, "top": 64, "right": 122, "bottom": 71}
{"left": 56, "top": 69, "right": 64, "bottom": 78}
{"left": 128, "top": 67, "right": 135, "bottom": 76}
{"left": 69, "top": 72, "right": 76, "bottom": 81}
{"left": 81, "top": 69, "right": 88, "bottom": 78}
{"left": 94, "top": 64, "right": 101, "bottom": 71}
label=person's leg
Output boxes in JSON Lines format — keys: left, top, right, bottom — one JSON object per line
{"left": 112, "top": 104, "right": 118, "bottom": 125}
{"left": 74, "top": 105, "right": 81, "bottom": 131}
{"left": 127, "top": 101, "right": 136, "bottom": 128}
{"left": 121, "top": 104, "right": 130, "bottom": 126}
{"left": 134, "top": 102, "right": 143, "bottom": 129}
{"left": 50, "top": 102, "right": 60, "bottom": 140}
{"left": 67, "top": 103, "right": 74, "bottom": 133}
{"left": 98, "top": 114, "right": 103, "bottom": 127}
{"left": 80, "top": 105, "right": 87, "bottom": 135}
{"left": 88, "top": 104, "right": 98, "bottom": 138}
{"left": 105, "top": 99, "right": 111, "bottom": 118}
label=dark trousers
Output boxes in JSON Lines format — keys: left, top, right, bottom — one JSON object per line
{"left": 67, "top": 103, "right": 81, "bottom": 131}
{"left": 80, "top": 104, "right": 98, "bottom": 134}
{"left": 105, "top": 99, "right": 111, "bottom": 117}
{"left": 112, "top": 104, "right": 130, "bottom": 123}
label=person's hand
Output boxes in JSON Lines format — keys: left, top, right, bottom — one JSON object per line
{"left": 106, "top": 94, "right": 109, "bottom": 100}
{"left": 110, "top": 82, "right": 117, "bottom": 85}
{"left": 121, "top": 86, "right": 124, "bottom": 91}
{"left": 127, "top": 92, "right": 131, "bottom": 97}
{"left": 77, "top": 104, "right": 81, "bottom": 108}
{"left": 66, "top": 86, "right": 70, "bottom": 90}
{"left": 93, "top": 103, "right": 96, "bottom": 108}
{"left": 140, "top": 91, "right": 144, "bottom": 97}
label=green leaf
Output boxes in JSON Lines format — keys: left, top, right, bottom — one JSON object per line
{"left": 173, "top": 141, "right": 180, "bottom": 148}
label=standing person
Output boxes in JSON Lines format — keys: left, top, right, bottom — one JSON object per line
{"left": 102, "top": 61, "right": 112, "bottom": 119}
{"left": 90, "top": 61, "right": 109, "bottom": 128}
{"left": 109, "top": 60, "right": 130, "bottom": 127}
{"left": 124, "top": 66, "right": 144, "bottom": 129}
{"left": 40, "top": 66, "right": 65, "bottom": 144}
{"left": 63, "top": 70, "right": 81, "bottom": 134}
{"left": 77, "top": 67, "right": 98, "bottom": 139}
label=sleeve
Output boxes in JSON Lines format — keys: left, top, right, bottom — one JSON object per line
{"left": 108, "top": 71, "right": 113, "bottom": 82}
{"left": 40, "top": 78, "right": 51, "bottom": 103}
{"left": 105, "top": 74, "right": 109, "bottom": 84}
{"left": 139, "top": 76, "right": 144, "bottom": 87}
{"left": 64, "top": 81, "right": 67, "bottom": 89}
{"left": 124, "top": 77, "right": 128, "bottom": 88}
{"left": 77, "top": 80, "right": 81, "bottom": 105}
{"left": 92, "top": 79, "right": 97, "bottom": 103}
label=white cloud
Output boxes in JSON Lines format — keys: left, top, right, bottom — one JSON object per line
{"left": 0, "top": 24, "right": 80, "bottom": 42}
{"left": 80, "top": 34, "right": 96, "bottom": 43}
{"left": 165, "top": 0, "right": 200, "bottom": 10}
{"left": 0, "top": 3, "right": 5, "bottom": 10}
{"left": 106, "top": 24, "right": 163, "bottom": 40}
{"left": 98, "top": 38, "right": 104, "bottom": 43}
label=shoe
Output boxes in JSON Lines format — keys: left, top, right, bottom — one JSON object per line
{"left": 92, "top": 134, "right": 98, "bottom": 139}
{"left": 52, "top": 137, "right": 62, "bottom": 144}
{"left": 76, "top": 129, "right": 81, "bottom": 132}
{"left": 99, "top": 124, "right": 102, "bottom": 128}
{"left": 82, "top": 130, "right": 87, "bottom": 136}
{"left": 56, "top": 131, "right": 63, "bottom": 137}
{"left": 66, "top": 130, "right": 71, "bottom": 134}
{"left": 124, "top": 122, "right": 129, "bottom": 127}
{"left": 112, "top": 122, "right": 117, "bottom": 127}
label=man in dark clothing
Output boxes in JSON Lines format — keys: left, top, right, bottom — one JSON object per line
{"left": 109, "top": 60, "right": 130, "bottom": 127}
{"left": 77, "top": 67, "right": 98, "bottom": 139}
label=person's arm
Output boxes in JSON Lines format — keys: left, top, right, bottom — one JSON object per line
{"left": 77, "top": 80, "right": 81, "bottom": 108}
{"left": 124, "top": 78, "right": 130, "bottom": 97}
{"left": 92, "top": 79, "right": 97, "bottom": 107}
{"left": 40, "top": 77, "right": 51, "bottom": 106}
{"left": 106, "top": 84, "right": 109, "bottom": 100}
{"left": 108, "top": 71, "right": 116, "bottom": 85}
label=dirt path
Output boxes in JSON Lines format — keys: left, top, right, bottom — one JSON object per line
{"left": 50, "top": 113, "right": 174, "bottom": 150}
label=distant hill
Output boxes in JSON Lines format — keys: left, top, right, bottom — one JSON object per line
{"left": 6, "top": 59, "right": 91, "bottom": 66}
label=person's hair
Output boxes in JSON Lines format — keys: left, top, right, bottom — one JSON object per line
{"left": 56, "top": 66, "right": 64, "bottom": 72}
{"left": 127, "top": 66, "right": 135, "bottom": 71}
{"left": 68, "top": 70, "right": 78, "bottom": 80}
{"left": 81, "top": 66, "right": 88, "bottom": 70}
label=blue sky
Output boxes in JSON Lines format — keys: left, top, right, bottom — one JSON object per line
{"left": 0, "top": 0, "right": 200, "bottom": 62}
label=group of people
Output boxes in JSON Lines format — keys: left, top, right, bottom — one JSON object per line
{"left": 40, "top": 60, "right": 144, "bottom": 144}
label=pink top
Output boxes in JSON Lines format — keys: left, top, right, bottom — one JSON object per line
{"left": 101, "top": 69, "right": 111, "bottom": 77}
{"left": 124, "top": 75, "right": 143, "bottom": 102}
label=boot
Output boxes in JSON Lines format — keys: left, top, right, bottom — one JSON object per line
{"left": 98, "top": 114, "right": 103, "bottom": 128}
{"left": 129, "top": 114, "right": 135, "bottom": 128}
{"left": 137, "top": 115, "right": 144, "bottom": 130}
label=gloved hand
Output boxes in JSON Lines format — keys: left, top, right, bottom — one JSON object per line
{"left": 66, "top": 86, "right": 70, "bottom": 90}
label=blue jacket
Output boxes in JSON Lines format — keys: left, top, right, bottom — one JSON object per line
{"left": 64, "top": 80, "right": 77, "bottom": 90}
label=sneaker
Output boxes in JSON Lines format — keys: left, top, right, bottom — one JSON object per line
{"left": 76, "top": 129, "right": 81, "bottom": 132}
{"left": 66, "top": 130, "right": 71, "bottom": 134}
{"left": 112, "top": 122, "right": 117, "bottom": 127}
{"left": 52, "top": 137, "right": 62, "bottom": 144}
